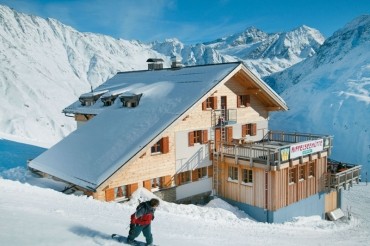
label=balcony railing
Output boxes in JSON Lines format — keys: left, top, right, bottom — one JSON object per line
{"left": 325, "top": 159, "right": 362, "bottom": 190}
{"left": 216, "top": 130, "right": 333, "bottom": 168}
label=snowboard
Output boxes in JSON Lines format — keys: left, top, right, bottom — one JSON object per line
{"left": 111, "top": 234, "right": 158, "bottom": 246}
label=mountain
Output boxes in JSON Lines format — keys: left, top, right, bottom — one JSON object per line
{"left": 202, "top": 26, "right": 324, "bottom": 76}
{"left": 265, "top": 15, "right": 370, "bottom": 174}
{"left": 0, "top": 5, "right": 167, "bottom": 144}
{"left": 0, "top": 4, "right": 325, "bottom": 145}
{"left": 150, "top": 26, "right": 324, "bottom": 77}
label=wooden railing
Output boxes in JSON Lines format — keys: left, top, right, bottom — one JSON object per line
{"left": 217, "top": 131, "right": 333, "bottom": 167}
{"left": 326, "top": 163, "right": 362, "bottom": 190}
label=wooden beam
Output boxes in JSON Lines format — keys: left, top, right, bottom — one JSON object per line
{"left": 266, "top": 106, "right": 282, "bottom": 111}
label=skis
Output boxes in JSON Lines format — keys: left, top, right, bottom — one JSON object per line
{"left": 111, "top": 234, "right": 158, "bottom": 246}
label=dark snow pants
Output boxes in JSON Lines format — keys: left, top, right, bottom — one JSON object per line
{"left": 127, "top": 223, "right": 153, "bottom": 244}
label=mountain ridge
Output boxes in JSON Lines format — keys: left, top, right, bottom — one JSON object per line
{"left": 1, "top": 4, "right": 368, "bottom": 174}
{"left": 265, "top": 14, "right": 370, "bottom": 173}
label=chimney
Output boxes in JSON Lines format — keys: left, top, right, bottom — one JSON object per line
{"left": 171, "top": 56, "right": 182, "bottom": 69}
{"left": 146, "top": 58, "right": 164, "bottom": 70}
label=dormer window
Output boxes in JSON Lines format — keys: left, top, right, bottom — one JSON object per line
{"left": 79, "top": 90, "right": 108, "bottom": 106}
{"left": 119, "top": 93, "right": 143, "bottom": 108}
{"left": 101, "top": 93, "right": 120, "bottom": 106}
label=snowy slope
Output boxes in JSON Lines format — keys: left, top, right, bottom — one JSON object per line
{"left": 0, "top": 4, "right": 167, "bottom": 145}
{"left": 1, "top": 173, "right": 369, "bottom": 246}
{"left": 265, "top": 15, "right": 370, "bottom": 174}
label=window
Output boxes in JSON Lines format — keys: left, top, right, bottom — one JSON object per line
{"left": 151, "top": 177, "right": 162, "bottom": 189}
{"left": 237, "top": 95, "right": 250, "bottom": 107}
{"left": 242, "top": 169, "right": 253, "bottom": 183}
{"left": 202, "top": 96, "right": 217, "bottom": 110}
{"left": 178, "top": 171, "right": 191, "bottom": 185}
{"left": 198, "top": 167, "right": 207, "bottom": 179}
{"left": 308, "top": 161, "right": 315, "bottom": 177}
{"left": 289, "top": 167, "right": 297, "bottom": 184}
{"left": 188, "top": 130, "right": 208, "bottom": 146}
{"left": 242, "top": 123, "right": 257, "bottom": 136}
{"left": 114, "top": 185, "right": 127, "bottom": 199}
{"left": 151, "top": 141, "right": 161, "bottom": 153}
{"left": 299, "top": 165, "right": 306, "bottom": 180}
{"left": 228, "top": 166, "right": 238, "bottom": 181}
{"left": 151, "top": 137, "right": 169, "bottom": 154}
{"left": 193, "top": 130, "right": 202, "bottom": 144}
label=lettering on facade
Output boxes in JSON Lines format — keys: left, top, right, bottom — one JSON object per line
{"left": 290, "top": 139, "right": 324, "bottom": 159}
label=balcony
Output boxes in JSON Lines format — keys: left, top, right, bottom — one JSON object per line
{"left": 325, "top": 159, "right": 361, "bottom": 190}
{"left": 215, "top": 131, "right": 333, "bottom": 169}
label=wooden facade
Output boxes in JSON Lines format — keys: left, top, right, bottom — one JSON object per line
{"left": 217, "top": 152, "right": 329, "bottom": 211}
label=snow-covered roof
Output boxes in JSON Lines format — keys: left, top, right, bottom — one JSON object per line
{"left": 29, "top": 62, "right": 286, "bottom": 190}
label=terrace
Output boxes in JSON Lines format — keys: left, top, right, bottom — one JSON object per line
{"left": 326, "top": 159, "right": 362, "bottom": 190}
{"left": 213, "top": 131, "right": 361, "bottom": 190}
{"left": 217, "top": 131, "right": 333, "bottom": 169}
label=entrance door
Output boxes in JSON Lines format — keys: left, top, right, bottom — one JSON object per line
{"left": 215, "top": 128, "right": 221, "bottom": 152}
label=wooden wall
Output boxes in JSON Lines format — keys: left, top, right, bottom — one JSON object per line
{"left": 325, "top": 190, "right": 338, "bottom": 213}
{"left": 219, "top": 151, "right": 329, "bottom": 211}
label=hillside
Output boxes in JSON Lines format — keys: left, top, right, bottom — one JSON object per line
{"left": 265, "top": 15, "right": 370, "bottom": 174}
{"left": 0, "top": 4, "right": 323, "bottom": 144}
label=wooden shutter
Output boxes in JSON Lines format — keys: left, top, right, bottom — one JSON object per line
{"left": 192, "top": 169, "right": 199, "bottom": 182}
{"left": 202, "top": 101, "right": 207, "bottom": 110}
{"left": 208, "top": 165, "right": 213, "bottom": 177}
{"left": 105, "top": 188, "right": 115, "bottom": 202}
{"left": 127, "top": 183, "right": 138, "bottom": 197}
{"left": 242, "top": 124, "right": 247, "bottom": 136}
{"left": 237, "top": 95, "right": 241, "bottom": 108}
{"left": 202, "top": 130, "right": 208, "bottom": 144}
{"left": 163, "top": 175, "right": 172, "bottom": 188}
{"left": 143, "top": 180, "right": 151, "bottom": 190}
{"left": 246, "top": 95, "right": 251, "bottom": 107}
{"left": 176, "top": 174, "right": 182, "bottom": 186}
{"left": 226, "top": 126, "right": 233, "bottom": 143}
{"left": 251, "top": 123, "right": 257, "bottom": 136}
{"left": 161, "top": 136, "right": 169, "bottom": 154}
{"left": 212, "top": 96, "right": 218, "bottom": 109}
{"left": 188, "top": 132, "right": 194, "bottom": 146}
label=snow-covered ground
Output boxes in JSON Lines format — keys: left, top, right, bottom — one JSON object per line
{"left": 1, "top": 137, "right": 370, "bottom": 246}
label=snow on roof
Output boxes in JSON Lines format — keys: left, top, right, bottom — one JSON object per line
{"left": 29, "top": 62, "right": 244, "bottom": 190}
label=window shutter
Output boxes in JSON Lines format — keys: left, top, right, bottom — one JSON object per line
{"left": 127, "top": 183, "right": 138, "bottom": 197}
{"left": 188, "top": 132, "right": 194, "bottom": 146}
{"left": 251, "top": 123, "right": 257, "bottom": 136}
{"left": 161, "top": 136, "right": 169, "bottom": 154}
{"left": 242, "top": 124, "right": 247, "bottom": 136}
{"left": 202, "top": 130, "right": 208, "bottom": 144}
{"left": 163, "top": 175, "right": 172, "bottom": 188}
{"left": 105, "top": 188, "right": 115, "bottom": 202}
{"left": 208, "top": 165, "right": 213, "bottom": 177}
{"left": 176, "top": 174, "right": 182, "bottom": 186}
{"left": 202, "top": 101, "right": 207, "bottom": 110}
{"left": 246, "top": 95, "right": 251, "bottom": 107}
{"left": 143, "top": 180, "right": 151, "bottom": 190}
{"left": 192, "top": 169, "right": 199, "bottom": 182}
{"left": 237, "top": 95, "right": 241, "bottom": 108}
{"left": 226, "top": 126, "right": 233, "bottom": 143}
{"left": 212, "top": 97, "right": 218, "bottom": 109}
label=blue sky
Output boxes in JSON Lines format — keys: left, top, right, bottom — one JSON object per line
{"left": 0, "top": 0, "right": 369, "bottom": 44}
